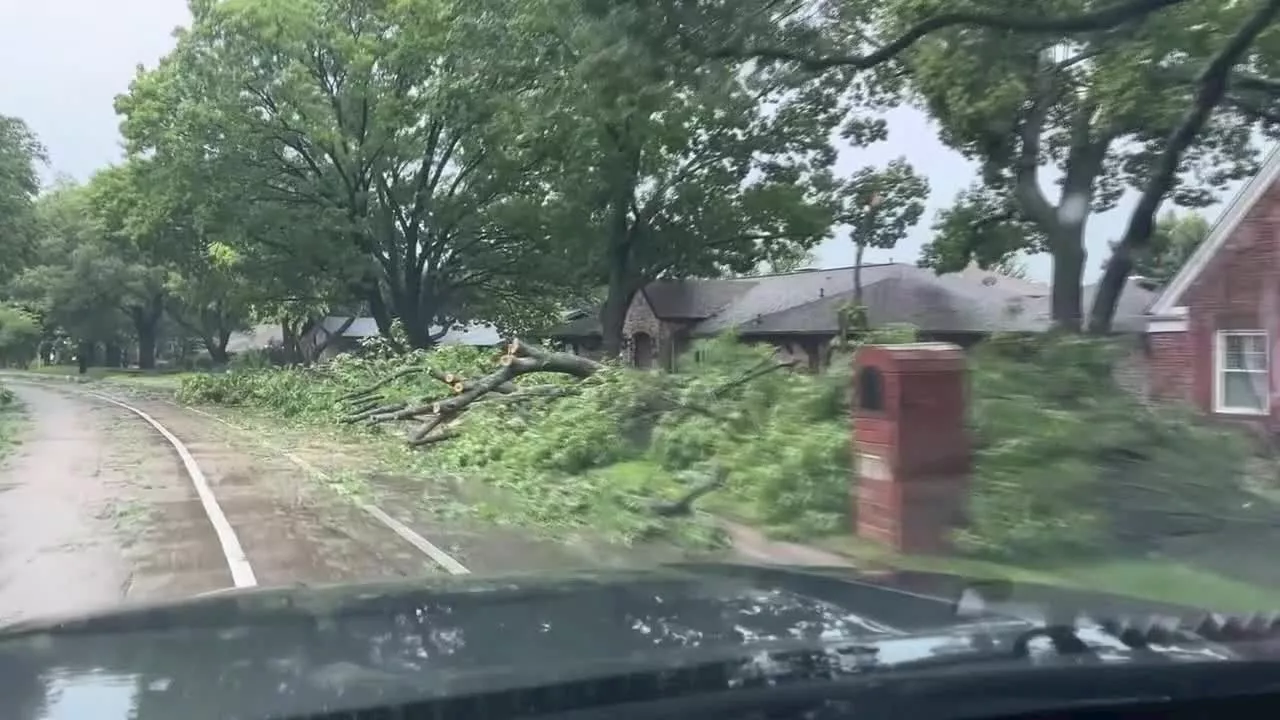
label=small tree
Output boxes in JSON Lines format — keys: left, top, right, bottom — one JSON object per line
{"left": 1106, "top": 210, "right": 1209, "bottom": 289}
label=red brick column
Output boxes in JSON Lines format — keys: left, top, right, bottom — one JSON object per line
{"left": 852, "top": 343, "right": 970, "bottom": 554}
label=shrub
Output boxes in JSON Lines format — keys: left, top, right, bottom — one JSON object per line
{"left": 960, "top": 334, "right": 1257, "bottom": 561}
{"left": 176, "top": 333, "right": 874, "bottom": 544}
{"left": 176, "top": 330, "right": 1262, "bottom": 562}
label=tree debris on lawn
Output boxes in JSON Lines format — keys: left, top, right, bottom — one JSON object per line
{"left": 336, "top": 338, "right": 798, "bottom": 514}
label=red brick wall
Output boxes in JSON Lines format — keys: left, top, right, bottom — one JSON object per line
{"left": 1147, "top": 330, "right": 1193, "bottom": 404}
{"left": 1152, "top": 181, "right": 1280, "bottom": 430}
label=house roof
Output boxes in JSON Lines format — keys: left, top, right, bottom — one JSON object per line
{"left": 435, "top": 324, "right": 503, "bottom": 346}
{"left": 549, "top": 263, "right": 1077, "bottom": 338}
{"left": 225, "top": 324, "right": 284, "bottom": 353}
{"left": 643, "top": 278, "right": 756, "bottom": 319}
{"left": 733, "top": 265, "right": 1052, "bottom": 335}
{"left": 1015, "top": 278, "right": 1161, "bottom": 334}
{"left": 228, "top": 317, "right": 504, "bottom": 353}
{"left": 1150, "top": 143, "right": 1280, "bottom": 316}
{"left": 321, "top": 316, "right": 380, "bottom": 338}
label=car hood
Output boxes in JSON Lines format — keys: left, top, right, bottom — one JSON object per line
{"left": 0, "top": 562, "right": 1263, "bottom": 720}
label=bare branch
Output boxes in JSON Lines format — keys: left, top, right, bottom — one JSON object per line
{"left": 713, "top": 0, "right": 1189, "bottom": 71}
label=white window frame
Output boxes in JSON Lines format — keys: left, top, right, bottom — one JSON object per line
{"left": 1214, "top": 330, "right": 1270, "bottom": 416}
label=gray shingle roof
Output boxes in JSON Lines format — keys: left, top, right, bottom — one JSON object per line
{"left": 717, "top": 264, "right": 1044, "bottom": 335}
{"left": 1014, "top": 278, "right": 1160, "bottom": 334}
{"left": 643, "top": 278, "right": 757, "bottom": 319}
{"left": 548, "top": 263, "right": 1149, "bottom": 338}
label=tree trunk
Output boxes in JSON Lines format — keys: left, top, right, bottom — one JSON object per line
{"left": 76, "top": 341, "right": 94, "bottom": 375}
{"left": 130, "top": 296, "right": 163, "bottom": 370}
{"left": 853, "top": 244, "right": 865, "bottom": 305}
{"left": 310, "top": 316, "right": 356, "bottom": 362}
{"left": 136, "top": 322, "right": 157, "bottom": 370}
{"left": 600, "top": 280, "right": 636, "bottom": 361}
{"left": 207, "top": 340, "right": 230, "bottom": 365}
{"left": 401, "top": 308, "right": 436, "bottom": 351}
{"left": 280, "top": 319, "right": 301, "bottom": 365}
{"left": 104, "top": 342, "right": 123, "bottom": 368}
{"left": 1050, "top": 235, "right": 1086, "bottom": 332}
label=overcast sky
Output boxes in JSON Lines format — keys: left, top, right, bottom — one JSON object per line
{"left": 0, "top": 1, "right": 1243, "bottom": 284}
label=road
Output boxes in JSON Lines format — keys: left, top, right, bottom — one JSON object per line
{"left": 0, "top": 381, "right": 451, "bottom": 625}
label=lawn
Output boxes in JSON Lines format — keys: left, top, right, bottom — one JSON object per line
{"left": 819, "top": 535, "right": 1279, "bottom": 614}
{"left": 17, "top": 365, "right": 194, "bottom": 391}
{"left": 0, "top": 384, "right": 25, "bottom": 465}
{"left": 13, "top": 355, "right": 1280, "bottom": 615}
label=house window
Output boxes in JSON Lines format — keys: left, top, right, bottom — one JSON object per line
{"left": 1215, "top": 330, "right": 1270, "bottom": 415}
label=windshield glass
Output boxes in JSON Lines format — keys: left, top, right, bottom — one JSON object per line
{"left": 2, "top": 0, "right": 1280, "bottom": 717}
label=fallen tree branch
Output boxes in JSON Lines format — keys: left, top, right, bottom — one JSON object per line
{"left": 650, "top": 465, "right": 729, "bottom": 517}
{"left": 394, "top": 339, "right": 605, "bottom": 443}
{"left": 330, "top": 339, "right": 805, "bottom": 519}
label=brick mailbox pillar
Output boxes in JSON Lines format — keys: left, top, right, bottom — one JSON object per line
{"left": 853, "top": 343, "right": 970, "bottom": 554}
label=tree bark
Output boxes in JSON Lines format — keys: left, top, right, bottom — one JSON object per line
{"left": 1049, "top": 229, "right": 1087, "bottom": 332}
{"left": 205, "top": 333, "right": 231, "bottom": 365}
{"left": 600, "top": 278, "right": 636, "bottom": 361}
{"left": 280, "top": 319, "right": 301, "bottom": 365}
{"left": 133, "top": 305, "right": 160, "bottom": 370}
{"left": 104, "top": 342, "right": 123, "bottom": 368}
{"left": 136, "top": 325, "right": 157, "bottom": 370}
{"left": 76, "top": 340, "right": 94, "bottom": 375}
{"left": 305, "top": 316, "right": 356, "bottom": 364}
{"left": 127, "top": 293, "right": 164, "bottom": 370}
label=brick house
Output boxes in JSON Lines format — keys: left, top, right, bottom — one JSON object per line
{"left": 554, "top": 264, "right": 1154, "bottom": 371}
{"left": 1146, "top": 147, "right": 1280, "bottom": 427}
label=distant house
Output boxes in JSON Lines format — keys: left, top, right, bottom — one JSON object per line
{"left": 1145, "top": 145, "right": 1280, "bottom": 429}
{"left": 551, "top": 264, "right": 1155, "bottom": 371}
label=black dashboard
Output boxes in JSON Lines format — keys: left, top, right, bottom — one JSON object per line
{"left": 295, "top": 658, "right": 1280, "bottom": 720}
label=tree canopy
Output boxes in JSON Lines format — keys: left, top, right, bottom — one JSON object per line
{"left": 3, "top": 0, "right": 1280, "bottom": 369}
{"left": 705, "top": 0, "right": 1280, "bottom": 332}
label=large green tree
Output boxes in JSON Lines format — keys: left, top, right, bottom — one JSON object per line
{"left": 85, "top": 162, "right": 181, "bottom": 369}
{"left": 510, "top": 0, "right": 851, "bottom": 356}
{"left": 0, "top": 115, "right": 46, "bottom": 286}
{"left": 899, "top": 0, "right": 1280, "bottom": 332}
{"left": 11, "top": 182, "right": 133, "bottom": 372}
{"left": 117, "top": 0, "right": 571, "bottom": 350}
{"left": 693, "top": 0, "right": 1280, "bottom": 332}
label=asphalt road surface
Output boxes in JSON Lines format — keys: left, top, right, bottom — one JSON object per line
{"left": 0, "top": 382, "right": 448, "bottom": 625}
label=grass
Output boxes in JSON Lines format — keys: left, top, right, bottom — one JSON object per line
{"left": 16, "top": 365, "right": 194, "bottom": 391}
{"left": 818, "top": 535, "right": 1280, "bottom": 614}
{"left": 158, "top": 383, "right": 1280, "bottom": 612}
{"left": 0, "top": 385, "right": 25, "bottom": 465}
{"left": 28, "top": 363, "right": 1279, "bottom": 613}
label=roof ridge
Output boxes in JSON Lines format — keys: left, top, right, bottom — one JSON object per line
{"left": 725, "top": 274, "right": 901, "bottom": 327}
{"left": 648, "top": 263, "right": 908, "bottom": 285}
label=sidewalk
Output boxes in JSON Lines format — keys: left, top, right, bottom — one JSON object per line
{"left": 722, "top": 520, "right": 858, "bottom": 567}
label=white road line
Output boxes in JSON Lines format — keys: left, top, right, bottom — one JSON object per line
{"left": 4, "top": 375, "right": 473, "bottom": 576}
{"left": 82, "top": 391, "right": 258, "bottom": 589}
{"left": 163, "top": 399, "right": 471, "bottom": 575}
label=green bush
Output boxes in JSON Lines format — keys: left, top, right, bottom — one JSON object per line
{"left": 960, "top": 334, "right": 1257, "bottom": 561}
{"left": 176, "top": 333, "right": 873, "bottom": 545}
{"left": 175, "top": 330, "right": 1263, "bottom": 562}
